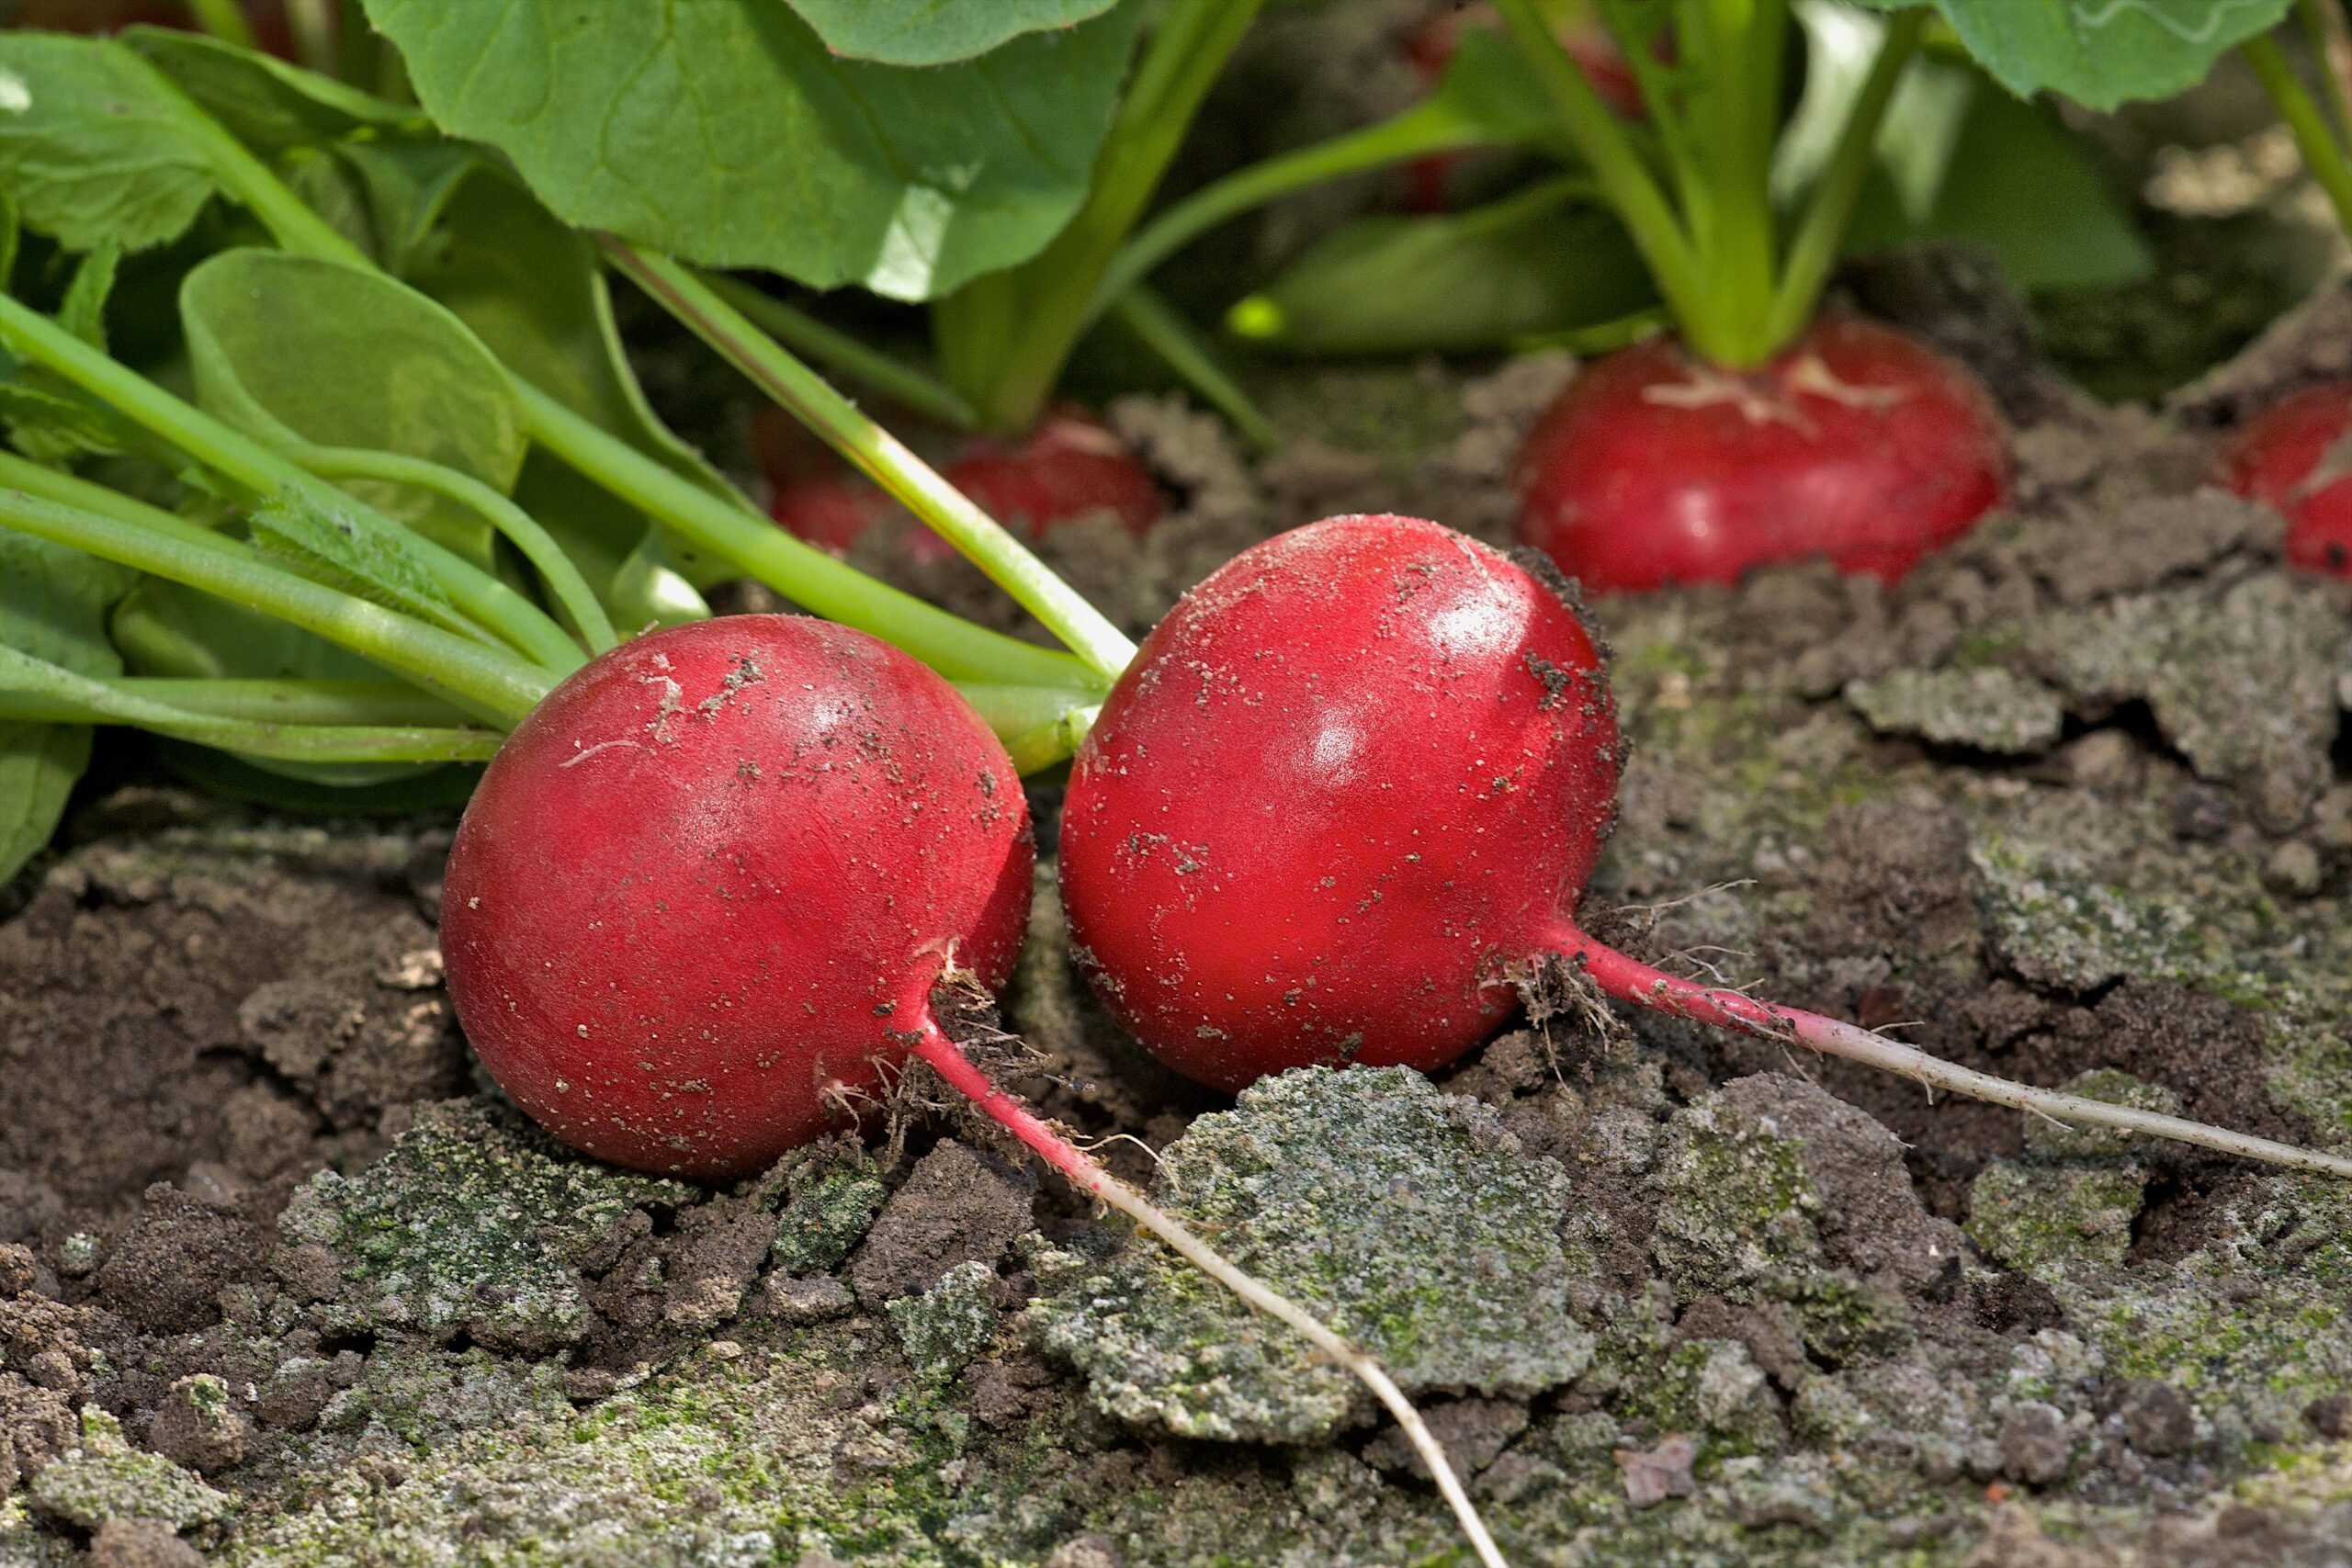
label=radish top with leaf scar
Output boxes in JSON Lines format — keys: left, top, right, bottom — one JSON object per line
{"left": 440, "top": 615, "right": 1034, "bottom": 1179}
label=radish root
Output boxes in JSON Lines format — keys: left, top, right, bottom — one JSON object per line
{"left": 1556, "top": 931, "right": 2352, "bottom": 1180}
{"left": 910, "top": 1021, "right": 1512, "bottom": 1568}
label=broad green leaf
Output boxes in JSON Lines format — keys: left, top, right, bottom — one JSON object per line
{"left": 181, "top": 249, "right": 526, "bottom": 567}
{"left": 1860, "top": 0, "right": 2291, "bottom": 109}
{"left": 56, "top": 243, "right": 119, "bottom": 350}
{"left": 409, "top": 170, "right": 721, "bottom": 616}
{"left": 363, "top": 0, "right": 1145, "bottom": 300}
{"left": 243, "top": 485, "right": 468, "bottom": 635}
{"left": 1852, "top": 86, "right": 2153, "bottom": 292}
{"left": 332, "top": 139, "right": 481, "bottom": 280}
{"left": 1230, "top": 185, "right": 1655, "bottom": 355}
{"left": 120, "top": 26, "right": 421, "bottom": 156}
{"left": 1784, "top": 3, "right": 2150, "bottom": 294}
{"left": 124, "top": 26, "right": 465, "bottom": 278}
{"left": 0, "top": 34, "right": 221, "bottom": 252}
{"left": 0, "top": 535, "right": 127, "bottom": 882}
{"left": 784, "top": 0, "right": 1120, "bottom": 66}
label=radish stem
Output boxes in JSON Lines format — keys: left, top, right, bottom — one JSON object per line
{"left": 696, "top": 271, "right": 982, "bottom": 433}
{"left": 0, "top": 488, "right": 552, "bottom": 726}
{"left": 1090, "top": 95, "right": 1502, "bottom": 323}
{"left": 2246, "top": 33, "right": 2352, "bottom": 239}
{"left": 1108, "top": 287, "right": 1278, "bottom": 453}
{"left": 932, "top": 0, "right": 1266, "bottom": 434}
{"left": 293, "top": 446, "right": 618, "bottom": 655}
{"left": 0, "top": 649, "right": 499, "bottom": 763}
{"left": 599, "top": 243, "right": 1139, "bottom": 685}
{"left": 1554, "top": 930, "right": 2352, "bottom": 1179}
{"left": 1767, "top": 7, "right": 1927, "bottom": 346}
{"left": 0, "top": 292, "right": 582, "bottom": 674}
{"left": 513, "top": 381, "right": 1098, "bottom": 689}
{"left": 0, "top": 677, "right": 467, "bottom": 728}
{"left": 907, "top": 1019, "right": 1510, "bottom": 1568}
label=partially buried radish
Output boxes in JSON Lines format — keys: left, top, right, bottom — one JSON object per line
{"left": 438, "top": 611, "right": 1514, "bottom": 1564}
{"left": 766, "top": 410, "right": 1162, "bottom": 566}
{"left": 440, "top": 614, "right": 1034, "bottom": 1179}
{"left": 1061, "top": 513, "right": 2352, "bottom": 1179}
{"left": 2216, "top": 378, "right": 2352, "bottom": 576}
{"left": 1515, "top": 318, "right": 2009, "bottom": 592}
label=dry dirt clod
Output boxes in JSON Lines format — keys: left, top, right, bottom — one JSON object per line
{"left": 847, "top": 1139, "right": 1035, "bottom": 1306}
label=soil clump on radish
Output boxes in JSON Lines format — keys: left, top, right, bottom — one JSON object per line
{"left": 7, "top": 299, "right": 2352, "bottom": 1564}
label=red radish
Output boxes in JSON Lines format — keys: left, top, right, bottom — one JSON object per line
{"left": 944, "top": 412, "right": 1166, "bottom": 542}
{"left": 765, "top": 411, "right": 1162, "bottom": 566}
{"left": 435, "top": 611, "right": 1511, "bottom": 1562}
{"left": 440, "top": 615, "right": 1033, "bottom": 1179}
{"left": 1059, "top": 513, "right": 2352, "bottom": 1179}
{"left": 2217, "top": 378, "right": 2352, "bottom": 575}
{"left": 1514, "top": 318, "right": 2009, "bottom": 592}
{"left": 1402, "top": 6, "right": 1644, "bottom": 212}
{"left": 767, "top": 474, "right": 903, "bottom": 558}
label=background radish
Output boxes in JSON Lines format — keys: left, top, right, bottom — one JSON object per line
{"left": 1060, "top": 513, "right": 2352, "bottom": 1179}
{"left": 2216, "top": 378, "right": 2352, "bottom": 576}
{"left": 1488, "top": 0, "right": 2012, "bottom": 588}
{"left": 765, "top": 410, "right": 1164, "bottom": 566}
{"left": 1516, "top": 318, "right": 2010, "bottom": 591}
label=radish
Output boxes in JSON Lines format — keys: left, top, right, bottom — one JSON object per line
{"left": 435, "top": 611, "right": 1511, "bottom": 1565}
{"left": 439, "top": 615, "right": 1035, "bottom": 1179}
{"left": 1484, "top": 0, "right": 2011, "bottom": 588}
{"left": 1515, "top": 319, "right": 2010, "bottom": 592}
{"left": 1060, "top": 513, "right": 2352, "bottom": 1179}
{"left": 2216, "top": 378, "right": 2352, "bottom": 576}
{"left": 766, "top": 411, "right": 1162, "bottom": 566}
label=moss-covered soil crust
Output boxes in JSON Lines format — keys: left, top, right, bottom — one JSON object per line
{"left": 10, "top": 253, "right": 2352, "bottom": 1565}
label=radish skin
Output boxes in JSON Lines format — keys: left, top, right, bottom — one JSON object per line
{"left": 1061, "top": 514, "right": 2352, "bottom": 1180}
{"left": 438, "top": 614, "right": 1511, "bottom": 1562}
{"left": 1515, "top": 319, "right": 2009, "bottom": 591}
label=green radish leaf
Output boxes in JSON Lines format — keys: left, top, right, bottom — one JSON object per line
{"left": 1852, "top": 86, "right": 2153, "bottom": 291}
{"left": 783, "top": 0, "right": 1121, "bottom": 65}
{"left": 243, "top": 484, "right": 468, "bottom": 634}
{"left": 331, "top": 140, "right": 481, "bottom": 281}
{"left": 1230, "top": 184, "right": 1656, "bottom": 355}
{"left": 181, "top": 249, "right": 526, "bottom": 569}
{"left": 1857, "top": 0, "right": 2291, "bottom": 109}
{"left": 56, "top": 243, "right": 119, "bottom": 350}
{"left": 1423, "top": 26, "right": 1569, "bottom": 152}
{"left": 0, "top": 534, "right": 128, "bottom": 884}
{"left": 1783, "top": 3, "right": 2150, "bottom": 294}
{"left": 410, "top": 170, "right": 724, "bottom": 615}
{"left": 361, "top": 0, "right": 1144, "bottom": 300}
{"left": 0, "top": 34, "right": 223, "bottom": 252}
{"left": 119, "top": 25, "right": 421, "bottom": 155}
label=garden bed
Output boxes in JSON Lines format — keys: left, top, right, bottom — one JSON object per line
{"left": 5, "top": 253, "right": 2351, "bottom": 1566}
